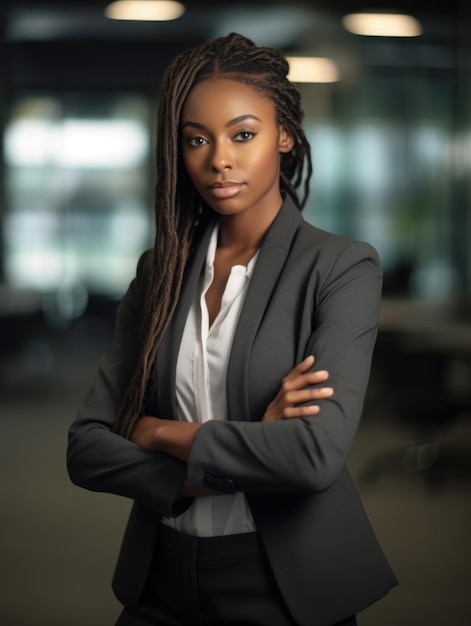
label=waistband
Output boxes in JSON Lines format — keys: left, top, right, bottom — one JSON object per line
{"left": 158, "top": 523, "right": 260, "bottom": 561}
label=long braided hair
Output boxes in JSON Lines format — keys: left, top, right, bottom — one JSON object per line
{"left": 117, "top": 32, "right": 313, "bottom": 438}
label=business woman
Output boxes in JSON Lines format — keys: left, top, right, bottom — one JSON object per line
{"left": 67, "top": 32, "right": 397, "bottom": 626}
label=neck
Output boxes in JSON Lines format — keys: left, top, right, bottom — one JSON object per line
{"left": 218, "top": 197, "right": 283, "bottom": 252}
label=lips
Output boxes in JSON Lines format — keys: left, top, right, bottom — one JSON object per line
{"left": 207, "top": 181, "right": 245, "bottom": 199}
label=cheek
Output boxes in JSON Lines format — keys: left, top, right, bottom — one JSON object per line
{"left": 249, "top": 143, "right": 281, "bottom": 174}
{"left": 181, "top": 150, "right": 191, "bottom": 172}
{"left": 182, "top": 153, "right": 200, "bottom": 183}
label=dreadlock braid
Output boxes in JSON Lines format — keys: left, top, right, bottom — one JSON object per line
{"left": 116, "top": 32, "right": 313, "bottom": 438}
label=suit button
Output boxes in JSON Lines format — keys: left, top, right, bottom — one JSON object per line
{"left": 204, "top": 474, "right": 216, "bottom": 487}
{"left": 221, "top": 479, "right": 236, "bottom": 493}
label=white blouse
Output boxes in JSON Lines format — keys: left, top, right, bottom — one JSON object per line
{"left": 161, "top": 224, "right": 258, "bottom": 536}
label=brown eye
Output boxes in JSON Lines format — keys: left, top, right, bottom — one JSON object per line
{"left": 234, "top": 131, "right": 255, "bottom": 142}
{"left": 187, "top": 136, "right": 208, "bottom": 147}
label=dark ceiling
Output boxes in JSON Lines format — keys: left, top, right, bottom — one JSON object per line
{"left": 1, "top": 0, "right": 469, "bottom": 92}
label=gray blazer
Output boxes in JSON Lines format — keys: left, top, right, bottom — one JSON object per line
{"left": 67, "top": 196, "right": 397, "bottom": 625}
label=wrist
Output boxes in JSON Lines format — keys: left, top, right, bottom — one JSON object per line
{"left": 158, "top": 421, "right": 200, "bottom": 462}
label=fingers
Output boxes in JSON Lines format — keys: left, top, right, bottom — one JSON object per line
{"left": 283, "top": 355, "right": 315, "bottom": 381}
{"left": 283, "top": 356, "right": 329, "bottom": 383}
{"left": 281, "top": 371, "right": 329, "bottom": 395}
{"left": 284, "top": 385, "right": 333, "bottom": 405}
{"left": 262, "top": 356, "right": 334, "bottom": 422}
{"left": 281, "top": 404, "right": 321, "bottom": 419}
{"left": 281, "top": 356, "right": 329, "bottom": 394}
{"left": 262, "top": 399, "right": 322, "bottom": 422}
{"left": 279, "top": 386, "right": 333, "bottom": 419}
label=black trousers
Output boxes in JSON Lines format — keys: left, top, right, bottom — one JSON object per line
{"left": 116, "top": 524, "right": 357, "bottom": 626}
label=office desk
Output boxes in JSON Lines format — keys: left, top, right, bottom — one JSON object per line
{"left": 361, "top": 298, "right": 471, "bottom": 484}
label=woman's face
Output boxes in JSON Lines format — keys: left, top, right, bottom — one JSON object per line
{"left": 180, "top": 76, "right": 293, "bottom": 220}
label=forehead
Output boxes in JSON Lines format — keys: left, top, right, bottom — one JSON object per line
{"left": 181, "top": 76, "right": 276, "bottom": 123}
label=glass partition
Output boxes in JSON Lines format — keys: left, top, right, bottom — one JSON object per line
{"left": 3, "top": 93, "right": 153, "bottom": 303}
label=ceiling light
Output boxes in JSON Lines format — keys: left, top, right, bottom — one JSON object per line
{"left": 342, "top": 12, "right": 422, "bottom": 37}
{"left": 105, "top": 0, "right": 185, "bottom": 22}
{"left": 286, "top": 57, "right": 340, "bottom": 83}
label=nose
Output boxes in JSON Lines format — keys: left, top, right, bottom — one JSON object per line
{"left": 210, "top": 139, "right": 233, "bottom": 172}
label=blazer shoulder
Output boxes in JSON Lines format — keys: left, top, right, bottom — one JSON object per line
{"left": 297, "top": 218, "right": 382, "bottom": 268}
{"left": 116, "top": 248, "right": 153, "bottom": 319}
{"left": 129, "top": 248, "right": 154, "bottom": 295}
{"left": 136, "top": 248, "right": 153, "bottom": 275}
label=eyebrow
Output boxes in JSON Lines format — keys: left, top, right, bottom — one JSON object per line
{"left": 181, "top": 114, "right": 262, "bottom": 130}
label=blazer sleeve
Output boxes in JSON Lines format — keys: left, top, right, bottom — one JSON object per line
{"left": 66, "top": 251, "right": 188, "bottom": 517}
{"left": 186, "top": 240, "right": 382, "bottom": 494}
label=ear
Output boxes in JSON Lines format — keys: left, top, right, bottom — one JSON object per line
{"left": 279, "top": 126, "right": 294, "bottom": 153}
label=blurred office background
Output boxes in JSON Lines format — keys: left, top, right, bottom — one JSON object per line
{"left": 0, "top": 0, "right": 470, "bottom": 624}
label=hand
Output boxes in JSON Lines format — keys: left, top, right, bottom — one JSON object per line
{"left": 262, "top": 355, "right": 333, "bottom": 422}
{"left": 131, "top": 415, "right": 200, "bottom": 462}
{"left": 130, "top": 415, "right": 163, "bottom": 450}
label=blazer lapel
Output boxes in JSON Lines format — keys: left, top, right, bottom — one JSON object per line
{"left": 154, "top": 220, "right": 214, "bottom": 419}
{"left": 227, "top": 197, "right": 303, "bottom": 421}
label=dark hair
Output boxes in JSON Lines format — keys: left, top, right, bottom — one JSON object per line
{"left": 117, "top": 32, "right": 313, "bottom": 438}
